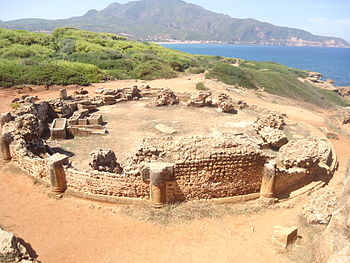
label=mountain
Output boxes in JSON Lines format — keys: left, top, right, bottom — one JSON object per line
{"left": 0, "top": 0, "right": 348, "bottom": 47}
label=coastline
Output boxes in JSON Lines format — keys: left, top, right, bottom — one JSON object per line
{"left": 152, "top": 41, "right": 350, "bottom": 48}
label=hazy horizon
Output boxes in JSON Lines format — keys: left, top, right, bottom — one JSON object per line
{"left": 0, "top": 0, "right": 349, "bottom": 41}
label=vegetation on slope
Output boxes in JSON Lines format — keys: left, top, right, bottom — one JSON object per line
{"left": 0, "top": 27, "right": 347, "bottom": 108}
{"left": 0, "top": 27, "right": 217, "bottom": 87}
{"left": 205, "top": 62, "right": 349, "bottom": 108}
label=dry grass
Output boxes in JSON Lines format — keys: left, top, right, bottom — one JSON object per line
{"left": 121, "top": 201, "right": 263, "bottom": 226}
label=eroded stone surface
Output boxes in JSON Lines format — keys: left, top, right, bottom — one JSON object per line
{"left": 303, "top": 187, "right": 339, "bottom": 225}
{"left": 0, "top": 228, "right": 39, "bottom": 263}
{"left": 277, "top": 137, "right": 332, "bottom": 169}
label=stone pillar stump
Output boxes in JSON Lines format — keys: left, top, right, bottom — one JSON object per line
{"left": 48, "top": 153, "right": 69, "bottom": 197}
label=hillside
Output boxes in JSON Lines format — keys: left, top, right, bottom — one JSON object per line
{"left": 0, "top": 27, "right": 348, "bottom": 108}
{"left": 0, "top": 0, "right": 348, "bottom": 48}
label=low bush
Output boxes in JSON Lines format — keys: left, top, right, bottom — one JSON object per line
{"left": 196, "top": 82, "right": 208, "bottom": 90}
{"left": 131, "top": 61, "right": 177, "bottom": 80}
{"left": 206, "top": 63, "right": 257, "bottom": 89}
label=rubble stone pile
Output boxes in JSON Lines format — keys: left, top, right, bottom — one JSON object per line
{"left": 89, "top": 149, "right": 122, "bottom": 173}
{"left": 253, "top": 112, "right": 287, "bottom": 149}
{"left": 258, "top": 127, "right": 288, "bottom": 149}
{"left": 152, "top": 88, "right": 179, "bottom": 106}
{"left": 187, "top": 91, "right": 212, "bottom": 107}
{"left": 253, "top": 112, "right": 285, "bottom": 132}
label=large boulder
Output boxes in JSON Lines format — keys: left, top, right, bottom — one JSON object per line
{"left": 0, "top": 228, "right": 39, "bottom": 263}
{"left": 89, "top": 149, "right": 122, "bottom": 173}
{"left": 152, "top": 88, "right": 179, "bottom": 106}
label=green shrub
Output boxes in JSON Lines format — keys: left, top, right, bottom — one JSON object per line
{"left": 132, "top": 61, "right": 177, "bottom": 80}
{"left": 196, "top": 82, "right": 208, "bottom": 91}
{"left": 186, "top": 67, "right": 206, "bottom": 74}
{"left": 206, "top": 63, "right": 257, "bottom": 89}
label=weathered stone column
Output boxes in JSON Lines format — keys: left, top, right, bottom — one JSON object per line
{"left": 0, "top": 112, "right": 11, "bottom": 131}
{"left": 48, "top": 153, "right": 69, "bottom": 197}
{"left": 149, "top": 162, "right": 175, "bottom": 208}
{"left": 0, "top": 133, "right": 11, "bottom": 161}
{"left": 60, "top": 88, "right": 68, "bottom": 100}
{"left": 260, "top": 161, "right": 276, "bottom": 198}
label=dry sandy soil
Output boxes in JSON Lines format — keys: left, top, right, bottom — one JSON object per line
{"left": 1, "top": 74, "right": 350, "bottom": 263}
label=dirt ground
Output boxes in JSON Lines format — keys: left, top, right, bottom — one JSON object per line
{"left": 1, "top": 74, "right": 350, "bottom": 263}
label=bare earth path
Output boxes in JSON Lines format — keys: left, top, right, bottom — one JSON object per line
{"left": 1, "top": 75, "right": 349, "bottom": 263}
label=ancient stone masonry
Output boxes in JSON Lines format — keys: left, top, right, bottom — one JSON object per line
{"left": 151, "top": 88, "right": 179, "bottom": 106}
{"left": 89, "top": 149, "right": 122, "bottom": 173}
{"left": 0, "top": 86, "right": 337, "bottom": 206}
{"left": 258, "top": 127, "right": 288, "bottom": 149}
{"left": 253, "top": 112, "right": 288, "bottom": 149}
{"left": 187, "top": 91, "right": 247, "bottom": 113}
{"left": 187, "top": 91, "right": 212, "bottom": 107}
{"left": 274, "top": 137, "right": 333, "bottom": 195}
{"left": 130, "top": 134, "right": 269, "bottom": 200}
{"left": 253, "top": 112, "right": 285, "bottom": 132}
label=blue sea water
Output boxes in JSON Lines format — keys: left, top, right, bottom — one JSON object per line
{"left": 162, "top": 44, "right": 350, "bottom": 86}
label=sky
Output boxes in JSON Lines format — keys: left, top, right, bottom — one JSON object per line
{"left": 0, "top": 0, "right": 349, "bottom": 41}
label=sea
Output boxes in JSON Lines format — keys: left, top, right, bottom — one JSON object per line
{"left": 161, "top": 44, "right": 350, "bottom": 87}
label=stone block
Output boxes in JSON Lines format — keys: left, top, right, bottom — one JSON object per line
{"left": 50, "top": 118, "right": 67, "bottom": 139}
{"left": 88, "top": 114, "right": 103, "bottom": 125}
{"left": 272, "top": 226, "right": 298, "bottom": 251}
{"left": 78, "top": 118, "right": 88, "bottom": 125}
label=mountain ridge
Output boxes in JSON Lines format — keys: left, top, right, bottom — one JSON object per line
{"left": 0, "top": 0, "right": 348, "bottom": 47}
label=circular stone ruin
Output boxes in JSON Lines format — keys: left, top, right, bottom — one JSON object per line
{"left": 0, "top": 86, "right": 337, "bottom": 207}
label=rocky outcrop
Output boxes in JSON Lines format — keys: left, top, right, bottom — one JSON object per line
{"left": 89, "top": 149, "right": 122, "bottom": 173}
{"left": 303, "top": 187, "right": 339, "bottom": 225}
{"left": 0, "top": 228, "right": 39, "bottom": 263}
{"left": 308, "top": 71, "right": 323, "bottom": 83}
{"left": 151, "top": 88, "right": 179, "bottom": 106}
